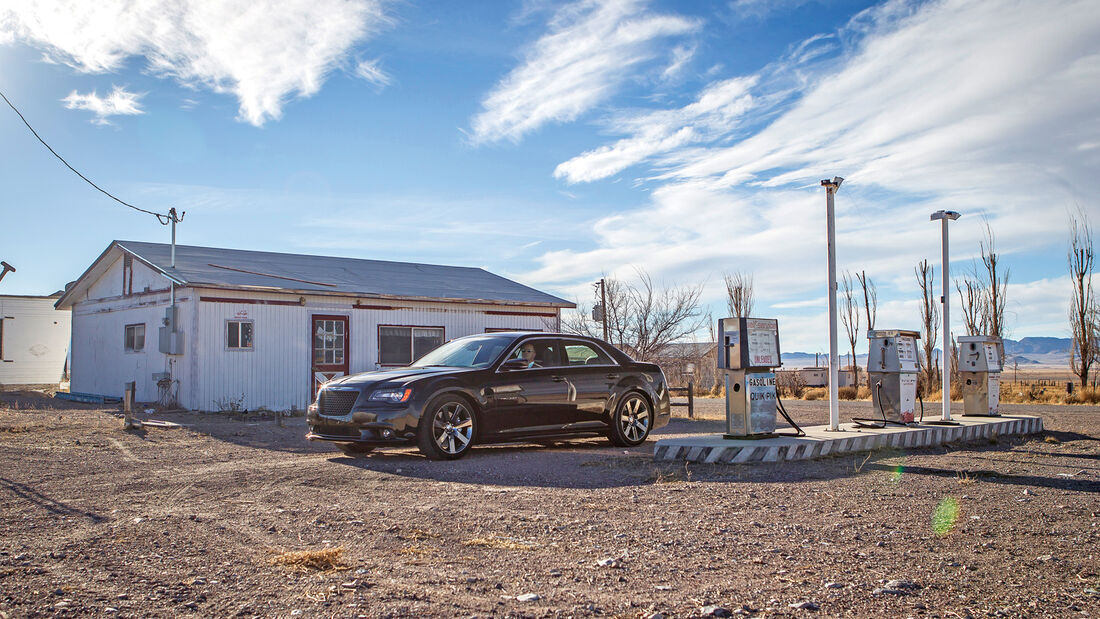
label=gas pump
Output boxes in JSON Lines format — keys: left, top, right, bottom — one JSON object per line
{"left": 958, "top": 336, "right": 1002, "bottom": 416}
{"left": 718, "top": 317, "right": 800, "bottom": 439}
{"left": 862, "top": 329, "right": 920, "bottom": 427}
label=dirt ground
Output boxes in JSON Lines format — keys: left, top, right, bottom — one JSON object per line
{"left": 1, "top": 392, "right": 1097, "bottom": 618}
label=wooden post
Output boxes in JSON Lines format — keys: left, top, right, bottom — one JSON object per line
{"left": 687, "top": 380, "right": 694, "bottom": 419}
{"left": 123, "top": 382, "right": 136, "bottom": 430}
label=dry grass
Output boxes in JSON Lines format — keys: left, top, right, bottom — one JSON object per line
{"left": 463, "top": 536, "right": 538, "bottom": 551}
{"left": 270, "top": 547, "right": 348, "bottom": 571}
{"left": 398, "top": 545, "right": 437, "bottom": 555}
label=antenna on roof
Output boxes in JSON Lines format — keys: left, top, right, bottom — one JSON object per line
{"left": 0, "top": 261, "right": 15, "bottom": 284}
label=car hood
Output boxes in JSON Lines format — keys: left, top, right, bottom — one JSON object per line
{"left": 324, "top": 366, "right": 471, "bottom": 391}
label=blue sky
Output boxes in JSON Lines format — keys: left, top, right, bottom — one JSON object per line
{"left": 1, "top": 0, "right": 1097, "bottom": 352}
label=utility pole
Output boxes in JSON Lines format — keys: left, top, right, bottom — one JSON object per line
{"left": 600, "top": 278, "right": 608, "bottom": 342}
{"left": 821, "top": 177, "right": 843, "bottom": 431}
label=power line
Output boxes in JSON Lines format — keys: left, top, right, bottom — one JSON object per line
{"left": 0, "top": 88, "right": 173, "bottom": 225}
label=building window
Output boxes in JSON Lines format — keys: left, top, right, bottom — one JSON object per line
{"left": 124, "top": 323, "right": 145, "bottom": 352}
{"left": 227, "top": 320, "right": 254, "bottom": 350}
{"left": 379, "top": 326, "right": 444, "bottom": 365}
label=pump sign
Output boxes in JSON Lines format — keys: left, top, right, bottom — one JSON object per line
{"left": 746, "top": 319, "right": 779, "bottom": 367}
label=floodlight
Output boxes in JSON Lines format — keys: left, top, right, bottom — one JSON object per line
{"left": 930, "top": 210, "right": 961, "bottom": 221}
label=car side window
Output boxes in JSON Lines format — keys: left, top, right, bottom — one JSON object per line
{"left": 505, "top": 340, "right": 564, "bottom": 369}
{"left": 563, "top": 340, "right": 615, "bottom": 366}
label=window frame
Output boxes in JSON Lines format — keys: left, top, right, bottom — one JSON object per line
{"left": 561, "top": 338, "right": 619, "bottom": 367}
{"left": 377, "top": 324, "right": 446, "bottom": 367}
{"left": 496, "top": 336, "right": 568, "bottom": 372}
{"left": 225, "top": 319, "right": 255, "bottom": 352}
{"left": 124, "top": 323, "right": 146, "bottom": 353}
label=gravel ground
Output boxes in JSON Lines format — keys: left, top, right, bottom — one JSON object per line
{"left": 1, "top": 392, "right": 1097, "bottom": 618}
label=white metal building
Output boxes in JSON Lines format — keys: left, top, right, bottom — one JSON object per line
{"left": 56, "top": 241, "right": 573, "bottom": 411}
{"left": 0, "top": 294, "right": 72, "bottom": 388}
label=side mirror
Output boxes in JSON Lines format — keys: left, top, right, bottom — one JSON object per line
{"left": 499, "top": 358, "right": 528, "bottom": 372}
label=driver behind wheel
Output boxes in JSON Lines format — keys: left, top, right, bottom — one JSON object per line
{"left": 519, "top": 343, "right": 540, "bottom": 368}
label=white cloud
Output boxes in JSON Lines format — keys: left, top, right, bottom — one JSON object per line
{"left": 469, "top": 0, "right": 699, "bottom": 144}
{"left": 61, "top": 86, "right": 144, "bottom": 125}
{"left": 0, "top": 0, "right": 391, "bottom": 126}
{"left": 529, "top": 0, "right": 1100, "bottom": 350}
{"left": 355, "top": 59, "right": 391, "bottom": 88}
{"left": 554, "top": 75, "right": 756, "bottom": 183}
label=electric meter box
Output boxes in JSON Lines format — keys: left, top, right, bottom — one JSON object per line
{"left": 718, "top": 317, "right": 781, "bottom": 371}
{"left": 719, "top": 317, "right": 782, "bottom": 439}
{"left": 959, "top": 335, "right": 1002, "bottom": 416}
{"left": 866, "top": 329, "right": 920, "bottom": 424}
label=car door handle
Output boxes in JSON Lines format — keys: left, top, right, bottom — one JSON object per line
{"left": 551, "top": 375, "right": 566, "bottom": 382}
{"left": 606, "top": 373, "right": 620, "bottom": 380}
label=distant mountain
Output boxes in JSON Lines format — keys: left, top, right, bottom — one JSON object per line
{"left": 781, "top": 336, "right": 1073, "bottom": 368}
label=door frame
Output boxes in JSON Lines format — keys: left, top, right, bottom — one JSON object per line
{"left": 310, "top": 314, "right": 350, "bottom": 400}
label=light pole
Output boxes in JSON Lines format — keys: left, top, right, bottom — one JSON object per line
{"left": 822, "top": 177, "right": 843, "bottom": 431}
{"left": 930, "top": 210, "right": 961, "bottom": 424}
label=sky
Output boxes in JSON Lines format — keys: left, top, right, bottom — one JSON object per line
{"left": 1, "top": 0, "right": 1097, "bottom": 353}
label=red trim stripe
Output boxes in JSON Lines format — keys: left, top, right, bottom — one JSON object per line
{"left": 484, "top": 310, "right": 557, "bottom": 317}
{"left": 199, "top": 296, "right": 302, "bottom": 306}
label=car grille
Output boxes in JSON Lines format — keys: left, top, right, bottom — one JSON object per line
{"left": 319, "top": 390, "right": 359, "bottom": 417}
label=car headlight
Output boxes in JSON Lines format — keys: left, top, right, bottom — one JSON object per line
{"left": 369, "top": 387, "right": 412, "bottom": 403}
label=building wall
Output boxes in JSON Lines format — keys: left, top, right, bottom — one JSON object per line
{"left": 189, "top": 288, "right": 555, "bottom": 411}
{"left": 0, "top": 296, "right": 72, "bottom": 386}
{"left": 69, "top": 290, "right": 189, "bottom": 403}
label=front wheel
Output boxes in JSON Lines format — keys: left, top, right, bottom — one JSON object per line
{"left": 417, "top": 395, "right": 477, "bottom": 460}
{"left": 607, "top": 392, "right": 652, "bottom": 447}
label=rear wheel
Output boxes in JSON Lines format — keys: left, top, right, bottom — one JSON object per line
{"left": 336, "top": 443, "right": 375, "bottom": 457}
{"left": 607, "top": 392, "right": 652, "bottom": 447}
{"left": 417, "top": 395, "right": 477, "bottom": 460}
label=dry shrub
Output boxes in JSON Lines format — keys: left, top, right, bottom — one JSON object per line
{"left": 838, "top": 386, "right": 858, "bottom": 400}
{"left": 270, "top": 547, "right": 347, "bottom": 571}
{"left": 1066, "top": 388, "right": 1100, "bottom": 405}
{"left": 802, "top": 387, "right": 826, "bottom": 401}
{"left": 856, "top": 386, "right": 871, "bottom": 399}
{"left": 463, "top": 536, "right": 537, "bottom": 551}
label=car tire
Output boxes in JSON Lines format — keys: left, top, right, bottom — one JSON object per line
{"left": 607, "top": 391, "right": 653, "bottom": 447}
{"left": 337, "top": 443, "right": 375, "bottom": 457}
{"left": 417, "top": 394, "right": 477, "bottom": 460}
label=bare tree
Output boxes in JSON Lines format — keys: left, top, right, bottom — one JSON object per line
{"left": 724, "top": 271, "right": 755, "bottom": 318}
{"left": 856, "top": 270, "right": 877, "bottom": 331}
{"left": 839, "top": 271, "right": 860, "bottom": 386}
{"left": 1069, "top": 209, "right": 1098, "bottom": 388}
{"left": 916, "top": 259, "right": 940, "bottom": 394}
{"left": 980, "top": 222, "right": 1009, "bottom": 343}
{"left": 955, "top": 277, "right": 988, "bottom": 336}
{"left": 563, "top": 270, "right": 708, "bottom": 361}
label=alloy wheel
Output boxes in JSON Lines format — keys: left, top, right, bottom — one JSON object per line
{"left": 618, "top": 394, "right": 651, "bottom": 443}
{"left": 433, "top": 401, "right": 474, "bottom": 456}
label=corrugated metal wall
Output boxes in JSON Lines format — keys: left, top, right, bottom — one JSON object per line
{"left": 70, "top": 291, "right": 185, "bottom": 402}
{"left": 189, "top": 288, "right": 556, "bottom": 411}
{"left": 0, "top": 297, "right": 71, "bottom": 386}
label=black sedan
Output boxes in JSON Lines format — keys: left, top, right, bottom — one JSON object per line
{"left": 306, "top": 332, "right": 671, "bottom": 460}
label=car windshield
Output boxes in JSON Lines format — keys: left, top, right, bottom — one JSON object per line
{"left": 410, "top": 334, "right": 514, "bottom": 368}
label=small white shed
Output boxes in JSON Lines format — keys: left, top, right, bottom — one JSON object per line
{"left": 0, "top": 294, "right": 72, "bottom": 388}
{"left": 55, "top": 241, "right": 573, "bottom": 411}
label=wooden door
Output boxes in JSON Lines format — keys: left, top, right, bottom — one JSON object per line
{"left": 311, "top": 315, "right": 349, "bottom": 400}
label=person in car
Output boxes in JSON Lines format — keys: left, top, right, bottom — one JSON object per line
{"left": 520, "top": 343, "right": 540, "bottom": 368}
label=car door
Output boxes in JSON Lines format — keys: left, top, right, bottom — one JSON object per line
{"left": 558, "top": 338, "right": 619, "bottom": 429}
{"left": 479, "top": 338, "right": 571, "bottom": 437}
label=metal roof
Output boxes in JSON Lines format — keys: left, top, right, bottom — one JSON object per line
{"left": 58, "top": 241, "right": 573, "bottom": 308}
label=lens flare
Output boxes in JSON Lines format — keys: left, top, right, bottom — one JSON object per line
{"left": 890, "top": 464, "right": 904, "bottom": 483}
{"left": 932, "top": 496, "right": 959, "bottom": 536}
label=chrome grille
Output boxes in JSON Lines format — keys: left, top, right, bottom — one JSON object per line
{"left": 319, "top": 390, "right": 359, "bottom": 417}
